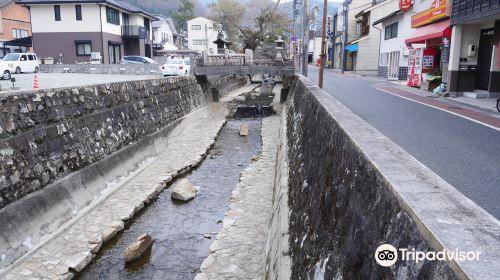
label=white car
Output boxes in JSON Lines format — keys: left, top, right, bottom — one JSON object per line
{"left": 1, "top": 53, "right": 40, "bottom": 78}
{"left": 161, "top": 59, "right": 190, "bottom": 76}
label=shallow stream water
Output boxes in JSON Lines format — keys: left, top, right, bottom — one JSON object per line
{"left": 75, "top": 119, "right": 262, "bottom": 280}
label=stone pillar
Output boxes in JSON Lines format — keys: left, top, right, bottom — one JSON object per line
{"left": 448, "top": 25, "right": 462, "bottom": 96}
{"left": 245, "top": 49, "right": 253, "bottom": 66}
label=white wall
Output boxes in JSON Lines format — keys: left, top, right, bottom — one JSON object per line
{"left": 308, "top": 37, "right": 322, "bottom": 63}
{"left": 187, "top": 17, "right": 218, "bottom": 53}
{"left": 100, "top": 6, "right": 121, "bottom": 35}
{"left": 153, "top": 21, "right": 174, "bottom": 45}
{"left": 378, "top": 6, "right": 412, "bottom": 68}
{"left": 31, "top": 4, "right": 101, "bottom": 33}
{"left": 459, "top": 22, "right": 495, "bottom": 66}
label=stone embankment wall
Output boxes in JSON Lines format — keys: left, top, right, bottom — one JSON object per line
{"left": 195, "top": 75, "right": 247, "bottom": 101}
{"left": 41, "top": 64, "right": 162, "bottom": 75}
{"left": 0, "top": 77, "right": 205, "bottom": 209}
{"left": 284, "top": 76, "right": 499, "bottom": 279}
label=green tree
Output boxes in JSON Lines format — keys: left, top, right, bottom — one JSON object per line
{"left": 207, "top": 0, "right": 245, "bottom": 50}
{"left": 172, "top": 0, "right": 195, "bottom": 32}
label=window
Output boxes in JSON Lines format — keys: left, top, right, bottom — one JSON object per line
{"left": 379, "top": 53, "right": 388, "bottom": 66}
{"left": 20, "top": 55, "right": 27, "bottom": 61}
{"left": 193, "top": 39, "right": 206, "bottom": 45}
{"left": 106, "top": 7, "right": 120, "bottom": 25}
{"left": 12, "top": 29, "right": 28, "bottom": 39}
{"left": 385, "top": 22, "right": 398, "bottom": 40}
{"left": 28, "top": 55, "right": 35, "bottom": 61}
{"left": 191, "top": 25, "right": 201, "bottom": 30}
{"left": 76, "top": 5, "right": 82, "bottom": 21}
{"left": 108, "top": 43, "right": 121, "bottom": 64}
{"left": 359, "top": 12, "right": 370, "bottom": 36}
{"left": 122, "top": 13, "right": 129, "bottom": 25}
{"left": 76, "top": 41, "right": 92, "bottom": 56}
{"left": 54, "top": 5, "right": 61, "bottom": 21}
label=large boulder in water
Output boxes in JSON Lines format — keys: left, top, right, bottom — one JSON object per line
{"left": 171, "top": 179, "right": 198, "bottom": 201}
{"left": 124, "top": 233, "right": 154, "bottom": 262}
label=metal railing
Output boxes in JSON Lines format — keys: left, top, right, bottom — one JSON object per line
{"left": 194, "top": 55, "right": 294, "bottom": 67}
{"left": 122, "top": 25, "right": 149, "bottom": 39}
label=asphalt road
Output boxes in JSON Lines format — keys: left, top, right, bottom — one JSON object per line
{"left": 307, "top": 67, "right": 500, "bottom": 220}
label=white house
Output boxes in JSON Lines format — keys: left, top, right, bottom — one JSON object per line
{"left": 371, "top": 0, "right": 412, "bottom": 80}
{"left": 17, "top": 0, "right": 156, "bottom": 64}
{"left": 187, "top": 16, "right": 218, "bottom": 54}
{"left": 152, "top": 15, "right": 177, "bottom": 51}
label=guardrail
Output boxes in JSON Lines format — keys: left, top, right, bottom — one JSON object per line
{"left": 194, "top": 56, "right": 294, "bottom": 67}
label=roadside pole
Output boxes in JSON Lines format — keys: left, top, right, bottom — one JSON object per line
{"left": 302, "top": 0, "right": 309, "bottom": 76}
{"left": 318, "top": 0, "right": 328, "bottom": 88}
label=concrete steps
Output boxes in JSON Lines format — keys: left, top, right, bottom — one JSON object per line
{"left": 463, "top": 90, "right": 488, "bottom": 98}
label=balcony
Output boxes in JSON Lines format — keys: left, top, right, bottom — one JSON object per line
{"left": 122, "top": 25, "right": 149, "bottom": 39}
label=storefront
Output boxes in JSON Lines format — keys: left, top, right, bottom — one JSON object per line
{"left": 404, "top": 0, "right": 450, "bottom": 90}
{"left": 448, "top": 0, "right": 500, "bottom": 97}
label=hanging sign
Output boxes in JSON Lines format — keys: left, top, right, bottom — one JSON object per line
{"left": 411, "top": 0, "right": 448, "bottom": 28}
{"left": 400, "top": 0, "right": 412, "bottom": 11}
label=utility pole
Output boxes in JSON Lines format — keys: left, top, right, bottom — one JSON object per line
{"left": 299, "top": 7, "right": 303, "bottom": 72}
{"left": 293, "top": 0, "right": 297, "bottom": 56}
{"left": 342, "top": 0, "right": 350, "bottom": 73}
{"left": 318, "top": 0, "right": 327, "bottom": 88}
{"left": 302, "top": 0, "right": 309, "bottom": 76}
{"left": 205, "top": 24, "right": 208, "bottom": 54}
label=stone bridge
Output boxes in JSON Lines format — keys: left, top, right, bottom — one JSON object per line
{"left": 192, "top": 56, "right": 295, "bottom": 76}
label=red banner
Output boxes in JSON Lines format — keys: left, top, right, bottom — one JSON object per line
{"left": 400, "top": 0, "right": 412, "bottom": 11}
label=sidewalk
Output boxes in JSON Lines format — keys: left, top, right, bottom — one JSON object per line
{"left": 387, "top": 80, "right": 500, "bottom": 115}
{"left": 323, "top": 68, "right": 499, "bottom": 115}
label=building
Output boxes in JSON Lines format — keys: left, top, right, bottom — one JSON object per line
{"left": 187, "top": 16, "right": 218, "bottom": 54}
{"left": 373, "top": 0, "right": 412, "bottom": 80}
{"left": 17, "top": 0, "right": 157, "bottom": 64}
{"left": 344, "top": 0, "right": 397, "bottom": 75}
{"left": 152, "top": 15, "right": 178, "bottom": 54}
{"left": 448, "top": 0, "right": 500, "bottom": 97}
{"left": 403, "top": 0, "right": 452, "bottom": 89}
{"left": 0, "top": 0, "right": 32, "bottom": 57}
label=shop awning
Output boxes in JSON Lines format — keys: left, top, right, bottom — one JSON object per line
{"left": 3, "top": 36, "right": 32, "bottom": 47}
{"left": 345, "top": 43, "right": 358, "bottom": 53}
{"left": 405, "top": 20, "right": 451, "bottom": 45}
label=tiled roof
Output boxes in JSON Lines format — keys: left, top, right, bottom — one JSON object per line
{"left": 16, "top": 0, "right": 157, "bottom": 19}
{"left": 0, "top": 0, "right": 13, "bottom": 8}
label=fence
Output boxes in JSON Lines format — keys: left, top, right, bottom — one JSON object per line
{"left": 194, "top": 55, "right": 294, "bottom": 67}
{"left": 40, "top": 63, "right": 162, "bottom": 75}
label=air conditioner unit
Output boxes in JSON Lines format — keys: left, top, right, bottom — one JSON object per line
{"left": 90, "top": 52, "right": 102, "bottom": 64}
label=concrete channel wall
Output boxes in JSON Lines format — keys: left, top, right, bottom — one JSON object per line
{"left": 283, "top": 76, "right": 499, "bottom": 279}
{"left": 0, "top": 76, "right": 226, "bottom": 270}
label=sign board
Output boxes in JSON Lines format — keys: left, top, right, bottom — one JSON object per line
{"left": 411, "top": 0, "right": 449, "bottom": 28}
{"left": 327, "top": 14, "right": 333, "bottom": 38}
{"left": 400, "top": 0, "right": 412, "bottom": 11}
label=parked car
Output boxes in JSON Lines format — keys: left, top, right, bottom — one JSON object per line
{"left": 0, "top": 62, "right": 11, "bottom": 80}
{"left": 0, "top": 53, "right": 39, "bottom": 78}
{"left": 120, "top": 56, "right": 157, "bottom": 64}
{"left": 161, "top": 59, "right": 190, "bottom": 76}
